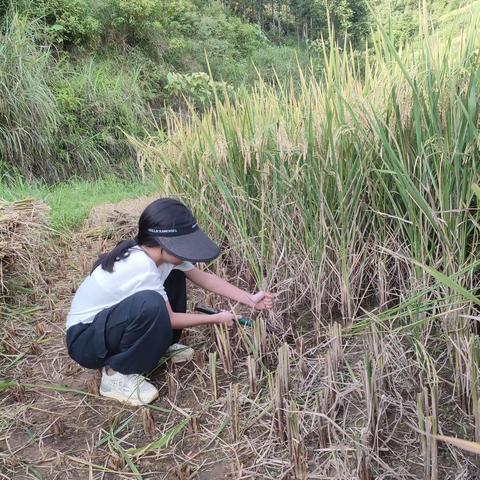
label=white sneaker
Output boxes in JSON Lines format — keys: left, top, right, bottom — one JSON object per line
{"left": 166, "top": 343, "right": 194, "bottom": 364}
{"left": 99, "top": 368, "right": 159, "bottom": 406}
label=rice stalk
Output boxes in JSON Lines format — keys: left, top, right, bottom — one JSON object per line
{"left": 286, "top": 400, "right": 307, "bottom": 479}
{"left": 227, "top": 383, "right": 240, "bottom": 442}
{"left": 469, "top": 335, "right": 480, "bottom": 442}
{"left": 209, "top": 351, "right": 218, "bottom": 400}
{"left": 417, "top": 383, "right": 439, "bottom": 479}
{"left": 214, "top": 324, "right": 233, "bottom": 374}
{"left": 246, "top": 354, "right": 257, "bottom": 398}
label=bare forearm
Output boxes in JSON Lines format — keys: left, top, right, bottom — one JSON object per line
{"left": 170, "top": 311, "right": 216, "bottom": 329}
{"left": 195, "top": 272, "right": 254, "bottom": 307}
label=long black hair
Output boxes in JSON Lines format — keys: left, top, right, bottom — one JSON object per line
{"left": 91, "top": 198, "right": 179, "bottom": 273}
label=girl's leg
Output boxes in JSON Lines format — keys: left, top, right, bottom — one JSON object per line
{"left": 67, "top": 275, "right": 188, "bottom": 374}
{"left": 103, "top": 290, "right": 173, "bottom": 374}
{"left": 163, "top": 269, "right": 187, "bottom": 344}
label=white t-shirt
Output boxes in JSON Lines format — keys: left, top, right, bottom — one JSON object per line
{"left": 66, "top": 246, "right": 195, "bottom": 329}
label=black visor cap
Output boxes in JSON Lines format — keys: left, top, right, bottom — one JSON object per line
{"left": 143, "top": 198, "right": 220, "bottom": 263}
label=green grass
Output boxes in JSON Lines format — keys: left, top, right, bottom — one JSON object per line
{"left": 0, "top": 12, "right": 155, "bottom": 182}
{"left": 0, "top": 13, "right": 61, "bottom": 180}
{"left": 0, "top": 176, "right": 157, "bottom": 230}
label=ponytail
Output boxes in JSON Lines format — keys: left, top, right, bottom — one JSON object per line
{"left": 91, "top": 238, "right": 138, "bottom": 274}
{"left": 91, "top": 197, "right": 191, "bottom": 274}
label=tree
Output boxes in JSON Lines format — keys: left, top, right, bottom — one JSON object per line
{"left": 222, "top": 0, "right": 369, "bottom": 44}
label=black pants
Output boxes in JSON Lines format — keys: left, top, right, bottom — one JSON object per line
{"left": 66, "top": 270, "right": 186, "bottom": 375}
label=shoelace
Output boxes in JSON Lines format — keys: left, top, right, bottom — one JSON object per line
{"left": 127, "top": 373, "right": 147, "bottom": 386}
{"left": 121, "top": 374, "right": 147, "bottom": 400}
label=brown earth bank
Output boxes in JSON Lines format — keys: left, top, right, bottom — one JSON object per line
{"left": 0, "top": 197, "right": 477, "bottom": 479}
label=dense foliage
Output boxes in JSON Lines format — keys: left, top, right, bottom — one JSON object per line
{"left": 1, "top": 0, "right": 472, "bottom": 182}
{"left": 0, "top": 0, "right": 327, "bottom": 181}
{"left": 223, "top": 0, "right": 369, "bottom": 43}
{"left": 374, "top": 0, "right": 477, "bottom": 45}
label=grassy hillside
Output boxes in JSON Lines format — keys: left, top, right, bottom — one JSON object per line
{"left": 376, "top": 0, "right": 480, "bottom": 44}
{"left": 0, "top": 0, "right": 328, "bottom": 183}
{"left": 2, "top": 0, "right": 476, "bottom": 185}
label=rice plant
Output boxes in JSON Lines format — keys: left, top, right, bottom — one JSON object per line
{"left": 126, "top": 6, "right": 479, "bottom": 477}
{"left": 133, "top": 12, "right": 479, "bottom": 328}
{"left": 0, "top": 13, "right": 60, "bottom": 180}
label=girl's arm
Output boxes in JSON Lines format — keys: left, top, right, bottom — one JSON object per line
{"left": 165, "top": 301, "right": 235, "bottom": 329}
{"left": 185, "top": 268, "right": 273, "bottom": 310}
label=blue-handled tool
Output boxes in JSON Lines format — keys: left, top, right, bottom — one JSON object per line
{"left": 194, "top": 304, "right": 254, "bottom": 327}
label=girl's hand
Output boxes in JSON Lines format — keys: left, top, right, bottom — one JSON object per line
{"left": 249, "top": 291, "right": 273, "bottom": 310}
{"left": 213, "top": 310, "right": 237, "bottom": 326}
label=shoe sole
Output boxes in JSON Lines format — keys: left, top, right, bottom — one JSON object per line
{"left": 99, "top": 387, "right": 159, "bottom": 406}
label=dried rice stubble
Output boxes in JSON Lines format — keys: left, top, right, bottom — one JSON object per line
{"left": 0, "top": 198, "right": 50, "bottom": 301}
{"left": 83, "top": 196, "right": 156, "bottom": 245}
